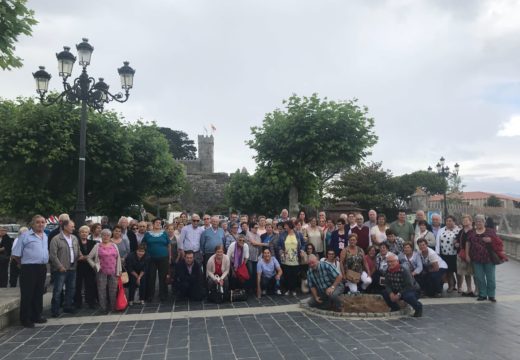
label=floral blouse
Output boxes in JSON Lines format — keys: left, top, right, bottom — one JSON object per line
{"left": 343, "top": 246, "right": 365, "bottom": 273}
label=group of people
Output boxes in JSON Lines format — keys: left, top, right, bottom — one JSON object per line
{"left": 8, "top": 207, "right": 507, "bottom": 327}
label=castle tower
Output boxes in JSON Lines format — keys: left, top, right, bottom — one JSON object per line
{"left": 198, "top": 135, "right": 214, "bottom": 173}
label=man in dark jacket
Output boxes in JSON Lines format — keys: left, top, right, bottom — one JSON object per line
{"left": 0, "top": 226, "right": 14, "bottom": 287}
{"left": 383, "top": 252, "right": 422, "bottom": 317}
{"left": 174, "top": 250, "right": 204, "bottom": 301}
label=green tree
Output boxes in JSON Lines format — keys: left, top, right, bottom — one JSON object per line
{"left": 328, "top": 162, "right": 397, "bottom": 214}
{"left": 392, "top": 170, "right": 447, "bottom": 207}
{"left": 224, "top": 166, "right": 292, "bottom": 216}
{"left": 0, "top": 0, "right": 37, "bottom": 70}
{"left": 0, "top": 97, "right": 185, "bottom": 220}
{"left": 485, "top": 195, "right": 502, "bottom": 207}
{"left": 248, "top": 94, "right": 377, "bottom": 215}
{"left": 157, "top": 127, "right": 197, "bottom": 160}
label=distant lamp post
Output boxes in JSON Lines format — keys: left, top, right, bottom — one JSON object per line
{"left": 33, "top": 38, "right": 135, "bottom": 227}
{"left": 428, "top": 157, "right": 460, "bottom": 223}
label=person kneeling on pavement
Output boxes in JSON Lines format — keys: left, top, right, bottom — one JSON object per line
{"left": 382, "top": 252, "right": 423, "bottom": 317}
{"left": 206, "top": 245, "right": 230, "bottom": 303}
{"left": 174, "top": 250, "right": 204, "bottom": 301}
{"left": 126, "top": 243, "right": 150, "bottom": 305}
{"left": 256, "top": 248, "right": 283, "bottom": 298}
{"left": 306, "top": 254, "right": 344, "bottom": 311}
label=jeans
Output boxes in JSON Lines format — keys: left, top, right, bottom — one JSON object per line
{"left": 128, "top": 272, "right": 147, "bottom": 302}
{"left": 382, "top": 289, "right": 422, "bottom": 312}
{"left": 419, "top": 269, "right": 446, "bottom": 296}
{"left": 52, "top": 270, "right": 76, "bottom": 315}
{"left": 259, "top": 275, "right": 279, "bottom": 294}
{"left": 308, "top": 283, "right": 345, "bottom": 311}
{"left": 473, "top": 262, "right": 496, "bottom": 298}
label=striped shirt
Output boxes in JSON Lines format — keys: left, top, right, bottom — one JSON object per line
{"left": 307, "top": 261, "right": 340, "bottom": 293}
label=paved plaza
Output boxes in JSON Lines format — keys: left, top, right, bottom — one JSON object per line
{"left": 0, "top": 261, "right": 519, "bottom": 360}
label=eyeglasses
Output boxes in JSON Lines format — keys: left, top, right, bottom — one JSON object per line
{"left": 192, "top": 220, "right": 200, "bottom": 222}
{"left": 203, "top": 218, "right": 210, "bottom": 220}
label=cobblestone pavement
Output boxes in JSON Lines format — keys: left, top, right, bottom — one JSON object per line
{"left": 0, "top": 261, "right": 519, "bottom": 360}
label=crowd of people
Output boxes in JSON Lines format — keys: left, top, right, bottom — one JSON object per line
{"left": 3, "top": 207, "right": 508, "bottom": 327}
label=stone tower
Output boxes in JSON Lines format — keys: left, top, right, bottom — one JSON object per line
{"left": 197, "top": 135, "right": 214, "bottom": 173}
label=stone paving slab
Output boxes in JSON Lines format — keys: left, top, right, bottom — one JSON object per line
{"left": 1, "top": 303, "right": 519, "bottom": 360}
{"left": 0, "top": 260, "right": 518, "bottom": 360}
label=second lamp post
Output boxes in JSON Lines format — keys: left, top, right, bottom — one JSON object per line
{"left": 428, "top": 157, "right": 460, "bottom": 223}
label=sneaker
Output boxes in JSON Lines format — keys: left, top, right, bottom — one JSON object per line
{"left": 276, "top": 290, "right": 282, "bottom": 295}
{"left": 477, "top": 296, "right": 487, "bottom": 301}
{"left": 34, "top": 317, "right": 47, "bottom": 324}
{"left": 261, "top": 290, "right": 266, "bottom": 296}
{"left": 489, "top": 297, "right": 497, "bottom": 303}
{"left": 129, "top": 301, "right": 134, "bottom": 306}
{"left": 284, "top": 291, "right": 290, "bottom": 296}
{"left": 292, "top": 291, "right": 297, "bottom": 296}
{"left": 413, "top": 308, "right": 423, "bottom": 318}
{"left": 140, "top": 300, "right": 145, "bottom": 305}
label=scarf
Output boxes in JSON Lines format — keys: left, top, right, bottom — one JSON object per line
{"left": 388, "top": 262, "right": 401, "bottom": 273}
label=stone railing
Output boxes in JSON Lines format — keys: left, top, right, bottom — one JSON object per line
{"left": 499, "top": 233, "right": 520, "bottom": 261}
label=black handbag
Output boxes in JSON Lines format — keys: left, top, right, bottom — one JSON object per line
{"left": 230, "top": 289, "right": 248, "bottom": 302}
{"left": 486, "top": 244, "right": 503, "bottom": 265}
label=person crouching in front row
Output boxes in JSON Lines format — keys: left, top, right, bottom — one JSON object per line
{"left": 382, "top": 252, "right": 423, "bottom": 317}
{"left": 126, "top": 244, "right": 150, "bottom": 305}
{"left": 174, "top": 250, "right": 204, "bottom": 301}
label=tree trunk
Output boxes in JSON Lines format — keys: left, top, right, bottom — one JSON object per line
{"left": 289, "top": 184, "right": 299, "bottom": 217}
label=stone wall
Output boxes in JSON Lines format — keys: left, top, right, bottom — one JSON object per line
{"left": 180, "top": 172, "right": 229, "bottom": 214}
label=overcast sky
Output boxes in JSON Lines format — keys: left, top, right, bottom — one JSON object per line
{"left": 2, "top": 0, "right": 520, "bottom": 195}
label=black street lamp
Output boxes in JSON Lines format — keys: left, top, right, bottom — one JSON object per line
{"left": 33, "top": 38, "right": 135, "bottom": 227}
{"left": 428, "top": 157, "right": 460, "bottom": 223}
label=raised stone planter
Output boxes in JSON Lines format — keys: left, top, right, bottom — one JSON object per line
{"left": 300, "top": 293, "right": 412, "bottom": 319}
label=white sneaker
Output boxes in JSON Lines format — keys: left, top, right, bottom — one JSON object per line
{"left": 292, "top": 291, "right": 297, "bottom": 296}
{"left": 276, "top": 290, "right": 282, "bottom": 295}
{"left": 140, "top": 300, "right": 145, "bottom": 305}
{"left": 284, "top": 291, "right": 290, "bottom": 296}
{"left": 262, "top": 290, "right": 266, "bottom": 295}
{"left": 128, "top": 301, "right": 134, "bottom": 306}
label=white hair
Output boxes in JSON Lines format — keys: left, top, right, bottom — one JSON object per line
{"left": 386, "top": 252, "right": 398, "bottom": 261}
{"left": 101, "top": 229, "right": 112, "bottom": 237}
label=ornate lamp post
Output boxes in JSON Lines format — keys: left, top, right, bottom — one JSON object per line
{"left": 428, "top": 157, "right": 460, "bottom": 223}
{"left": 32, "top": 38, "right": 135, "bottom": 227}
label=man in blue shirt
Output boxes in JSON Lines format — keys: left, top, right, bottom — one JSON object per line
{"left": 178, "top": 214, "right": 204, "bottom": 263}
{"left": 200, "top": 216, "right": 225, "bottom": 273}
{"left": 11, "top": 215, "right": 49, "bottom": 328}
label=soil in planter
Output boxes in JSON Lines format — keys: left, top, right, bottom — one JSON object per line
{"left": 341, "top": 295, "right": 395, "bottom": 313}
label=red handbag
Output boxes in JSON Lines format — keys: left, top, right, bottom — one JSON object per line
{"left": 115, "top": 277, "right": 128, "bottom": 311}
{"left": 235, "top": 262, "right": 250, "bottom": 282}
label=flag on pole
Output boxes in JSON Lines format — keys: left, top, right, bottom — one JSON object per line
{"left": 210, "top": 124, "right": 217, "bottom": 134}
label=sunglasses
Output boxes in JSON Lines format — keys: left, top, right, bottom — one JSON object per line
{"left": 192, "top": 220, "right": 200, "bottom": 222}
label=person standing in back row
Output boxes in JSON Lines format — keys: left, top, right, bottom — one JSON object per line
{"left": 11, "top": 215, "right": 49, "bottom": 328}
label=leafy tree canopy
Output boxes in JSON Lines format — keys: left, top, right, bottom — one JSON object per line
{"left": 329, "top": 162, "right": 397, "bottom": 214}
{"left": 157, "top": 127, "right": 197, "bottom": 160}
{"left": 392, "top": 170, "right": 447, "bottom": 205}
{"left": 247, "top": 94, "right": 377, "bottom": 211}
{"left": 0, "top": 0, "right": 37, "bottom": 70}
{"left": 485, "top": 195, "right": 502, "bottom": 208}
{"left": 0, "top": 97, "right": 185, "bottom": 220}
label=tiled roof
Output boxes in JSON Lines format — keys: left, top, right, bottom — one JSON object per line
{"left": 429, "top": 191, "right": 520, "bottom": 202}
